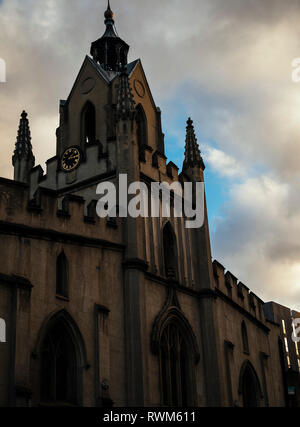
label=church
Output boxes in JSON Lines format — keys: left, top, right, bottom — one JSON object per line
{"left": 0, "top": 2, "right": 292, "bottom": 407}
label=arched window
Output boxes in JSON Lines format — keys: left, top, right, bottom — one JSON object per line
{"left": 56, "top": 251, "right": 69, "bottom": 298}
{"left": 241, "top": 321, "right": 249, "bottom": 354}
{"left": 41, "top": 321, "right": 76, "bottom": 404}
{"left": 152, "top": 292, "right": 199, "bottom": 408}
{"left": 118, "top": 46, "right": 127, "bottom": 69}
{"left": 81, "top": 101, "right": 96, "bottom": 144}
{"left": 239, "top": 362, "right": 261, "bottom": 407}
{"left": 163, "top": 222, "right": 177, "bottom": 280}
{"left": 136, "top": 105, "right": 148, "bottom": 160}
{"left": 159, "top": 323, "right": 193, "bottom": 407}
{"left": 39, "top": 311, "right": 87, "bottom": 406}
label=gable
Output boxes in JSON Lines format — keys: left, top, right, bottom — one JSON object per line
{"left": 66, "top": 56, "right": 110, "bottom": 107}
{"left": 60, "top": 56, "right": 111, "bottom": 150}
{"left": 128, "top": 60, "right": 159, "bottom": 150}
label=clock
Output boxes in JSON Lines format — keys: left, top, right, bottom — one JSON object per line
{"left": 61, "top": 147, "right": 82, "bottom": 172}
{"left": 134, "top": 79, "right": 145, "bottom": 98}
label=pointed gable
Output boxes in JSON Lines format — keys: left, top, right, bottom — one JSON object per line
{"left": 128, "top": 60, "right": 159, "bottom": 151}
{"left": 62, "top": 56, "right": 112, "bottom": 150}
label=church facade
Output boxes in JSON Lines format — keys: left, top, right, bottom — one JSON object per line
{"left": 0, "top": 3, "right": 290, "bottom": 407}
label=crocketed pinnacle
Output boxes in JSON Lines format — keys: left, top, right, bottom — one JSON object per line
{"left": 90, "top": 1, "right": 129, "bottom": 71}
{"left": 183, "top": 117, "right": 205, "bottom": 171}
{"left": 116, "top": 69, "right": 135, "bottom": 121}
{"left": 12, "top": 111, "right": 35, "bottom": 165}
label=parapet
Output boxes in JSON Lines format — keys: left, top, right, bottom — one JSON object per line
{"left": 0, "top": 178, "right": 123, "bottom": 248}
{"left": 140, "top": 148, "right": 184, "bottom": 186}
{"left": 213, "top": 259, "right": 266, "bottom": 322}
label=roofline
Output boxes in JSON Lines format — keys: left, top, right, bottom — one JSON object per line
{"left": 65, "top": 56, "right": 111, "bottom": 106}
{"left": 131, "top": 59, "right": 158, "bottom": 112}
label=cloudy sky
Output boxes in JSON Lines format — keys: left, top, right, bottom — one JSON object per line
{"left": 0, "top": 0, "right": 300, "bottom": 309}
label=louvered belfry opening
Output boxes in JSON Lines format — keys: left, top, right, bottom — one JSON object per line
{"left": 90, "top": 1, "right": 129, "bottom": 72}
{"left": 82, "top": 102, "right": 96, "bottom": 145}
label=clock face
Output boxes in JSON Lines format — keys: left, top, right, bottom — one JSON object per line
{"left": 61, "top": 147, "right": 81, "bottom": 172}
{"left": 134, "top": 79, "right": 145, "bottom": 98}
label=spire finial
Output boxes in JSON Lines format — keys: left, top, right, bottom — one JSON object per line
{"left": 183, "top": 117, "right": 205, "bottom": 171}
{"left": 104, "top": 0, "right": 114, "bottom": 24}
{"left": 187, "top": 117, "right": 193, "bottom": 126}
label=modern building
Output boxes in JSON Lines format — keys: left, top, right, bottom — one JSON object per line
{"left": 264, "top": 302, "right": 300, "bottom": 407}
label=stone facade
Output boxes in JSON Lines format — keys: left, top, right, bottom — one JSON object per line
{"left": 0, "top": 3, "right": 295, "bottom": 407}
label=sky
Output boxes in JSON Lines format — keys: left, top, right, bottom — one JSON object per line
{"left": 0, "top": 0, "right": 300, "bottom": 309}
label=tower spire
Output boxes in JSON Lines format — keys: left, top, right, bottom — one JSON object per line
{"left": 12, "top": 111, "right": 35, "bottom": 183}
{"left": 183, "top": 118, "right": 205, "bottom": 172}
{"left": 90, "top": 1, "right": 129, "bottom": 71}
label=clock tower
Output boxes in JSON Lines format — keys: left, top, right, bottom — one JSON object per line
{"left": 6, "top": 1, "right": 234, "bottom": 408}
{"left": 17, "top": 1, "right": 165, "bottom": 210}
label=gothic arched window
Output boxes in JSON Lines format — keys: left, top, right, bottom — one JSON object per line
{"left": 163, "top": 222, "right": 177, "bottom": 280}
{"left": 81, "top": 101, "right": 96, "bottom": 144}
{"left": 119, "top": 46, "right": 127, "bottom": 68}
{"left": 41, "top": 320, "right": 77, "bottom": 405}
{"left": 239, "top": 361, "right": 261, "bottom": 407}
{"left": 241, "top": 321, "right": 249, "bottom": 354}
{"left": 159, "top": 323, "right": 194, "bottom": 407}
{"left": 37, "top": 311, "right": 87, "bottom": 407}
{"left": 136, "top": 104, "right": 148, "bottom": 160}
{"left": 56, "top": 251, "right": 69, "bottom": 298}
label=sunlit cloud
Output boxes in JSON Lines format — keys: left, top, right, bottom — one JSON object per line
{"left": 202, "top": 145, "right": 245, "bottom": 178}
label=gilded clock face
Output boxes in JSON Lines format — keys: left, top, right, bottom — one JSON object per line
{"left": 61, "top": 147, "right": 81, "bottom": 172}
